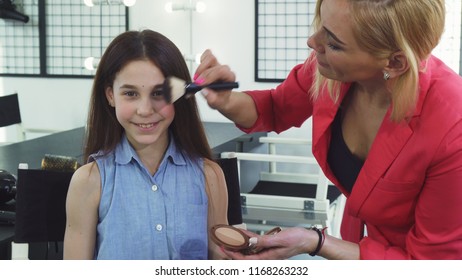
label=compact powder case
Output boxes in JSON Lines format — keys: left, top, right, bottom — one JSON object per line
{"left": 210, "top": 224, "right": 281, "bottom": 254}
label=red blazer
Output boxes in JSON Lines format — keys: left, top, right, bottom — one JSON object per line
{"left": 241, "top": 55, "right": 462, "bottom": 259}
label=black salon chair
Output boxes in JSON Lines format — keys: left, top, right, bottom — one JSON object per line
{"left": 12, "top": 155, "right": 78, "bottom": 259}
{"left": 215, "top": 157, "right": 243, "bottom": 226}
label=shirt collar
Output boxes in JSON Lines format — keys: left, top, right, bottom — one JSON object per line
{"left": 115, "top": 133, "right": 187, "bottom": 167}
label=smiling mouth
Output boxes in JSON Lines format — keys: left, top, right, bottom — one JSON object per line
{"left": 136, "top": 123, "right": 155, "bottom": 129}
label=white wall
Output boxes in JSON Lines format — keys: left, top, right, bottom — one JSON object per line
{"left": 130, "top": 0, "right": 276, "bottom": 123}
{"left": 0, "top": 0, "right": 459, "bottom": 143}
{"left": 0, "top": 77, "right": 93, "bottom": 141}
{"left": 1, "top": 0, "right": 285, "bottom": 143}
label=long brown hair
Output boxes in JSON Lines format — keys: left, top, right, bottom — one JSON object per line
{"left": 84, "top": 29, "right": 212, "bottom": 161}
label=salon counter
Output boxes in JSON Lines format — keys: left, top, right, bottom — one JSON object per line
{"left": 0, "top": 121, "right": 264, "bottom": 175}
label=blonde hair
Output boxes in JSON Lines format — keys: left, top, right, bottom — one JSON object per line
{"left": 310, "top": 0, "right": 445, "bottom": 121}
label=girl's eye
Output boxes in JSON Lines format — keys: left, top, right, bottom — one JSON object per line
{"left": 124, "top": 91, "right": 137, "bottom": 97}
{"left": 152, "top": 90, "right": 163, "bottom": 97}
{"left": 151, "top": 90, "right": 165, "bottom": 102}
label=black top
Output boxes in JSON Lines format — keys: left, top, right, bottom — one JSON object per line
{"left": 327, "top": 109, "right": 364, "bottom": 193}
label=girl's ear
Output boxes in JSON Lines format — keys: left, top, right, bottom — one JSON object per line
{"left": 105, "top": 87, "right": 115, "bottom": 107}
{"left": 383, "top": 51, "right": 410, "bottom": 79}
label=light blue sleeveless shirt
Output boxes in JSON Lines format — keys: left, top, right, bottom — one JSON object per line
{"left": 90, "top": 135, "right": 208, "bottom": 260}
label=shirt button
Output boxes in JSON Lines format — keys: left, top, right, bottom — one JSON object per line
{"left": 156, "top": 224, "right": 163, "bottom": 231}
{"left": 151, "top": 184, "right": 158, "bottom": 191}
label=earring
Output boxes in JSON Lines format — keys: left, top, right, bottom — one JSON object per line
{"left": 383, "top": 71, "right": 390, "bottom": 81}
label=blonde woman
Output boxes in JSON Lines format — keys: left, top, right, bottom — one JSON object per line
{"left": 195, "top": 0, "right": 462, "bottom": 259}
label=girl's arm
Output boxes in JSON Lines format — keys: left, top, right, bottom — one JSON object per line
{"left": 203, "top": 159, "right": 229, "bottom": 259}
{"left": 63, "top": 162, "right": 101, "bottom": 259}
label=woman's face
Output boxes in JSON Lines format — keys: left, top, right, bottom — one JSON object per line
{"left": 105, "top": 59, "right": 174, "bottom": 150}
{"left": 307, "top": 0, "right": 387, "bottom": 83}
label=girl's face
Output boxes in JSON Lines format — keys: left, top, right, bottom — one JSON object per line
{"left": 307, "top": 0, "right": 387, "bottom": 83}
{"left": 105, "top": 59, "right": 174, "bottom": 150}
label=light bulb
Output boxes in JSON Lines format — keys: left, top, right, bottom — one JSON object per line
{"left": 195, "top": 1, "right": 206, "bottom": 13}
{"left": 165, "top": 2, "right": 174, "bottom": 13}
{"left": 84, "top": 57, "right": 100, "bottom": 70}
{"left": 123, "top": 0, "right": 136, "bottom": 7}
{"left": 83, "top": 0, "right": 94, "bottom": 7}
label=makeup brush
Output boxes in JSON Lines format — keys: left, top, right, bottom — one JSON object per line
{"left": 162, "top": 76, "right": 239, "bottom": 103}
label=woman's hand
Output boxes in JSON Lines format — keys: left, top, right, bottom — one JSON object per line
{"left": 221, "top": 227, "right": 318, "bottom": 260}
{"left": 193, "top": 49, "right": 258, "bottom": 128}
{"left": 193, "top": 49, "right": 236, "bottom": 111}
{"left": 194, "top": 49, "right": 236, "bottom": 84}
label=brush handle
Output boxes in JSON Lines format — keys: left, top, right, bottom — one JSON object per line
{"left": 185, "top": 82, "right": 239, "bottom": 94}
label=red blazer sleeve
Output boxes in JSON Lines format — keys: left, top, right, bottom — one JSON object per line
{"left": 238, "top": 60, "right": 315, "bottom": 134}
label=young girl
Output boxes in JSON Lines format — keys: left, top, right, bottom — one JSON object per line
{"left": 63, "top": 29, "right": 228, "bottom": 260}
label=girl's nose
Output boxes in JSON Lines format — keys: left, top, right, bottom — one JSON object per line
{"left": 137, "top": 97, "right": 155, "bottom": 116}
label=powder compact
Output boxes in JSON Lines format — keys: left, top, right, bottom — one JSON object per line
{"left": 210, "top": 224, "right": 281, "bottom": 255}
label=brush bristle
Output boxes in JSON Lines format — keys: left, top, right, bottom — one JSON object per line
{"left": 166, "top": 76, "right": 186, "bottom": 103}
{"left": 161, "top": 80, "right": 172, "bottom": 103}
